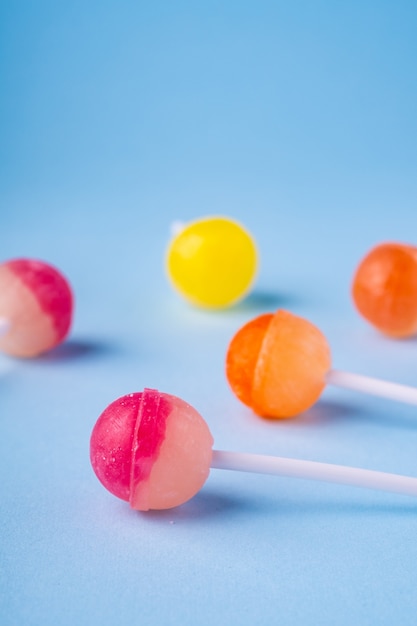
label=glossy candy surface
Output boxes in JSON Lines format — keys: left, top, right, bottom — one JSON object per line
{"left": 0, "top": 258, "right": 73, "bottom": 357}
{"left": 352, "top": 242, "right": 417, "bottom": 338}
{"left": 226, "top": 309, "right": 331, "bottom": 418}
{"left": 166, "top": 216, "right": 258, "bottom": 308}
{"left": 90, "top": 389, "right": 214, "bottom": 511}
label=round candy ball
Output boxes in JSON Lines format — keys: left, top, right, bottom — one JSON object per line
{"left": 352, "top": 242, "right": 417, "bottom": 338}
{"left": 0, "top": 258, "right": 73, "bottom": 357}
{"left": 166, "top": 216, "right": 258, "bottom": 308}
{"left": 226, "top": 309, "right": 331, "bottom": 418}
{"left": 90, "top": 389, "right": 214, "bottom": 511}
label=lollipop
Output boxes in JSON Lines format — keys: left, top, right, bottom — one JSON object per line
{"left": 165, "top": 216, "right": 258, "bottom": 308}
{"left": 352, "top": 242, "right": 417, "bottom": 338}
{"left": 90, "top": 389, "right": 213, "bottom": 510}
{"left": 90, "top": 388, "right": 417, "bottom": 511}
{"left": 0, "top": 258, "right": 73, "bottom": 357}
{"left": 226, "top": 309, "right": 417, "bottom": 419}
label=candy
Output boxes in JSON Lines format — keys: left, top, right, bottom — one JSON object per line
{"left": 90, "top": 388, "right": 417, "bottom": 511}
{"left": 165, "top": 216, "right": 258, "bottom": 308}
{"left": 226, "top": 310, "right": 331, "bottom": 418}
{"left": 90, "top": 389, "right": 214, "bottom": 511}
{"left": 352, "top": 242, "right": 417, "bottom": 337}
{"left": 226, "top": 309, "right": 417, "bottom": 418}
{"left": 0, "top": 258, "right": 73, "bottom": 357}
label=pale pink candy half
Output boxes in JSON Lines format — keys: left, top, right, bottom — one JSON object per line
{"left": 0, "top": 259, "right": 73, "bottom": 357}
{"left": 130, "top": 391, "right": 214, "bottom": 511}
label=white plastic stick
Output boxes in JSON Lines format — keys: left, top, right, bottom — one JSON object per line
{"left": 0, "top": 318, "right": 10, "bottom": 338}
{"left": 326, "top": 369, "right": 417, "bottom": 406}
{"left": 211, "top": 450, "right": 417, "bottom": 498}
{"left": 170, "top": 220, "right": 185, "bottom": 237}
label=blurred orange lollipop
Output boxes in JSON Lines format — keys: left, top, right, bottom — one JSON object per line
{"left": 352, "top": 242, "right": 417, "bottom": 338}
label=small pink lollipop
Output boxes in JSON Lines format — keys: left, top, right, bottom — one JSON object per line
{"left": 90, "top": 388, "right": 417, "bottom": 511}
{"left": 0, "top": 258, "right": 73, "bottom": 357}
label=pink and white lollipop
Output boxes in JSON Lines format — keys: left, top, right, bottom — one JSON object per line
{"left": 90, "top": 389, "right": 214, "bottom": 511}
{"left": 90, "top": 389, "right": 417, "bottom": 511}
{"left": 0, "top": 258, "right": 73, "bottom": 357}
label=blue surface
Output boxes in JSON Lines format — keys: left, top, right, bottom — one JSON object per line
{"left": 1, "top": 2, "right": 417, "bottom": 625}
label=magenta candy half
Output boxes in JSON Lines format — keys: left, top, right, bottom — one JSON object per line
{"left": 0, "top": 258, "right": 73, "bottom": 357}
{"left": 90, "top": 389, "right": 214, "bottom": 511}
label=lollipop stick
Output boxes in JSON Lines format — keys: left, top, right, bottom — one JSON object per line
{"left": 170, "top": 220, "right": 185, "bottom": 236}
{"left": 211, "top": 450, "right": 417, "bottom": 497}
{"left": 0, "top": 318, "right": 10, "bottom": 337}
{"left": 326, "top": 369, "right": 417, "bottom": 406}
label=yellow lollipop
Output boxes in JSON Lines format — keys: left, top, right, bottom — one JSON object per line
{"left": 166, "top": 216, "right": 258, "bottom": 308}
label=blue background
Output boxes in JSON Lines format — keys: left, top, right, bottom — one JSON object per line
{"left": 1, "top": 1, "right": 417, "bottom": 624}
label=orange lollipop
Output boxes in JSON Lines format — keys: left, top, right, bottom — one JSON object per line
{"left": 226, "top": 310, "right": 331, "bottom": 418}
{"left": 352, "top": 242, "right": 417, "bottom": 338}
{"left": 226, "top": 309, "right": 417, "bottom": 419}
